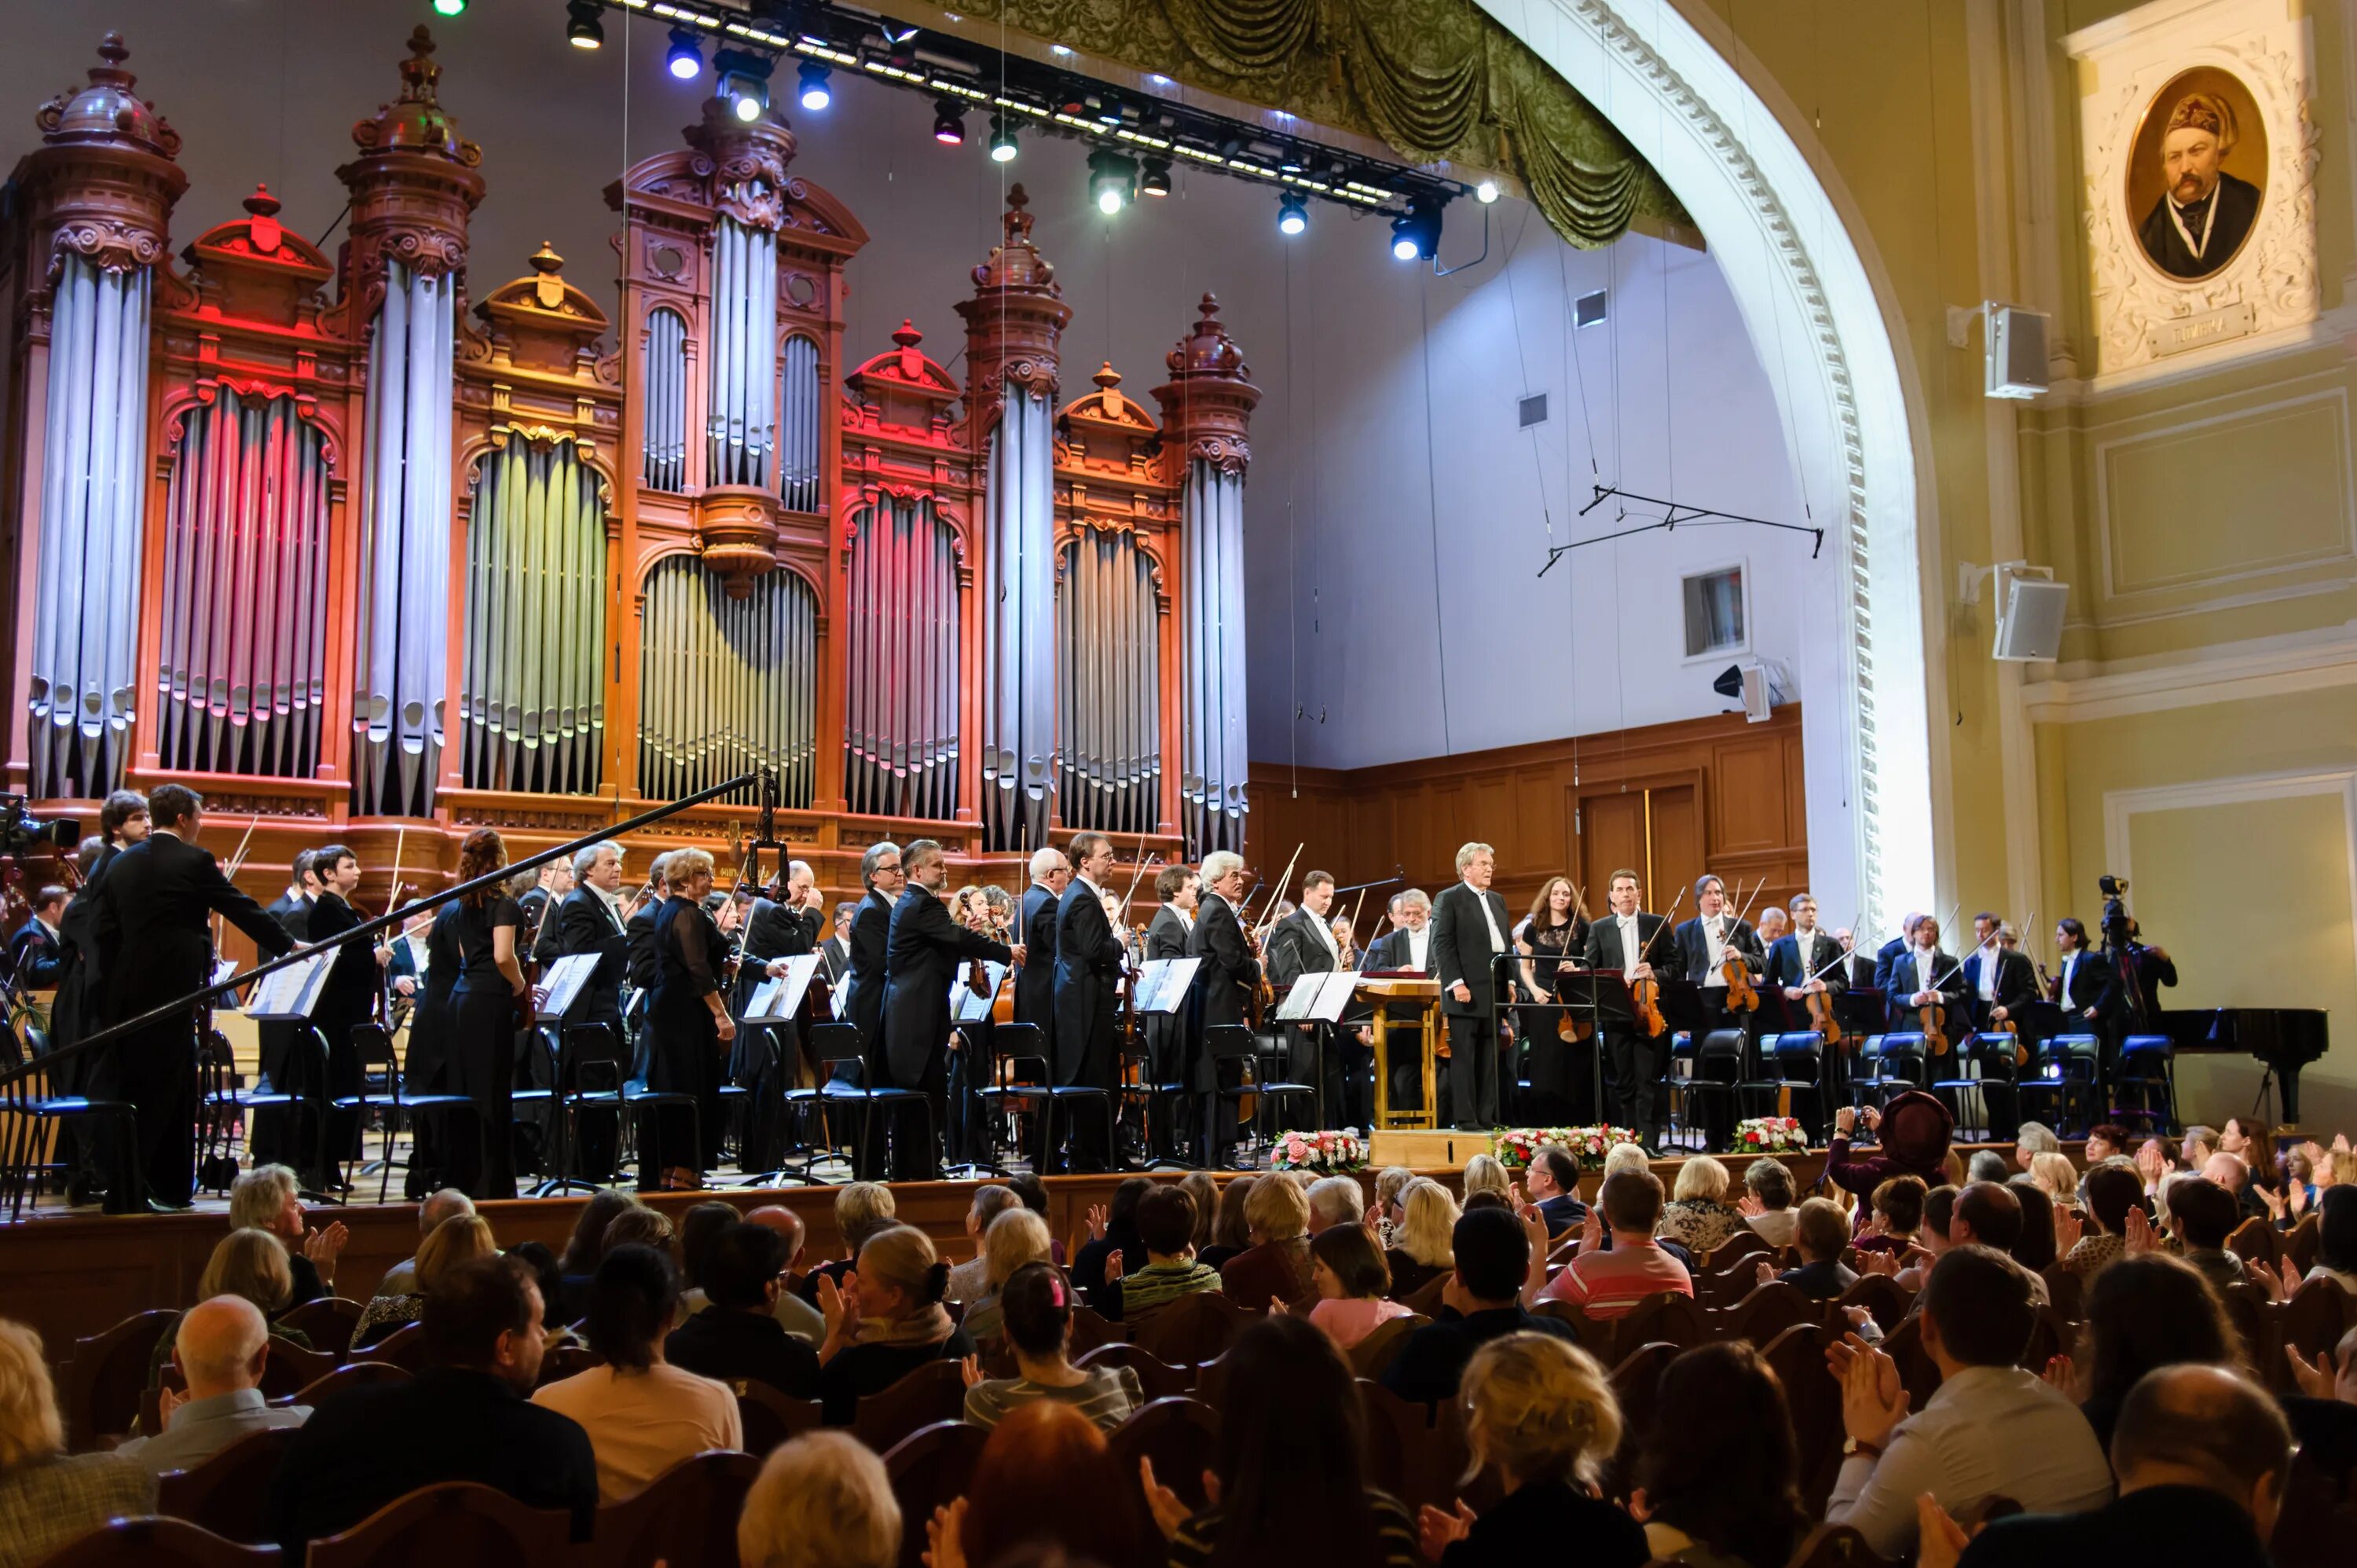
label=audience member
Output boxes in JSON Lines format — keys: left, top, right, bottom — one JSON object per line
{"left": 816, "top": 1225, "right": 975, "bottom": 1426}
{"left": 2305, "top": 1186, "right": 2357, "bottom": 1293}
{"left": 351, "top": 1212, "right": 497, "bottom": 1350}
{"left": 2027, "top": 1152, "right": 2078, "bottom": 1207}
{"left": 1219, "top": 1173, "right": 1316, "bottom": 1312}
{"left": 2165, "top": 1177, "right": 2250, "bottom": 1293}
{"left": 673, "top": 1199, "right": 742, "bottom": 1313}
{"left": 664, "top": 1222, "right": 820, "bottom": 1398}
{"left": 1825, "top": 1092, "right": 1952, "bottom": 1198}
{"left": 1304, "top": 1175, "right": 1365, "bottom": 1235}
{"left": 116, "top": 1297, "right": 309, "bottom": 1477}
{"left": 1637, "top": 1342, "right": 1810, "bottom": 1568}
{"left": 1386, "top": 1178, "right": 1458, "bottom": 1299}
{"left": 1148, "top": 1316, "right": 1419, "bottom": 1566}
{"left": 1967, "top": 1149, "right": 2012, "bottom": 1185}
{"left": 556, "top": 1190, "right": 641, "bottom": 1321}
{"left": 2282, "top": 1323, "right": 2357, "bottom": 1478}
{"left": 378, "top": 1188, "right": 475, "bottom": 1295}
{"left": 1524, "top": 1147, "right": 1588, "bottom": 1234}
{"left": 0, "top": 1319, "right": 152, "bottom": 1567}
{"left": 737, "top": 1431, "right": 899, "bottom": 1568}
{"left": 1739, "top": 1157, "right": 1798, "bottom": 1248}
{"left": 600, "top": 1203, "right": 674, "bottom": 1262}
{"left": 795, "top": 1182, "right": 899, "bottom": 1306}
{"left": 963, "top": 1262, "right": 1142, "bottom": 1431}
{"left": 1197, "top": 1175, "right": 1255, "bottom": 1272}
{"left": 1949, "top": 1181, "right": 2049, "bottom": 1302}
{"left": 1461, "top": 1189, "right": 1512, "bottom": 1214}
{"left": 531, "top": 1243, "right": 739, "bottom": 1500}
{"left": 267, "top": 1256, "right": 597, "bottom": 1553}
{"left": 2084, "top": 1123, "right": 2127, "bottom": 1165}
{"left": 740, "top": 1206, "right": 827, "bottom": 1343}
{"left": 2183, "top": 1125, "right": 2220, "bottom": 1167}
{"left": 1656, "top": 1156, "right": 1743, "bottom": 1255}
{"left": 2203, "top": 1152, "right": 2267, "bottom": 1226}
{"left": 1303, "top": 1222, "right": 1412, "bottom": 1350}
{"left": 964, "top": 1207, "right": 1054, "bottom": 1342}
{"left": 1098, "top": 1185, "right": 1221, "bottom": 1324}
{"left": 1765, "top": 1198, "right": 1858, "bottom": 1302}
{"left": 933, "top": 1401, "right": 1159, "bottom": 1567}
{"left": 2012, "top": 1181, "right": 2060, "bottom": 1273}
{"left": 2062, "top": 1252, "right": 2237, "bottom": 1453}
{"left": 1461, "top": 1152, "right": 1512, "bottom": 1203}
{"left": 1072, "top": 1178, "right": 1151, "bottom": 1296}
{"left": 147, "top": 1229, "right": 314, "bottom": 1394}
{"left": 508, "top": 1243, "right": 572, "bottom": 1341}
{"left": 1534, "top": 1171, "right": 1692, "bottom": 1317}
{"left": 1823, "top": 1245, "right": 2111, "bottom": 1555}
{"left": 2016, "top": 1122, "right": 2062, "bottom": 1165}
{"left": 1414, "top": 1332, "right": 1647, "bottom": 1565}
{"left": 1178, "top": 1171, "right": 1222, "bottom": 1255}
{"left": 1373, "top": 1166, "right": 1415, "bottom": 1238}
{"left": 1945, "top": 1365, "right": 2288, "bottom": 1567}
{"left": 1382, "top": 1208, "right": 1576, "bottom": 1403}
{"left": 229, "top": 1165, "right": 346, "bottom": 1306}
{"left": 947, "top": 1185, "right": 1022, "bottom": 1303}
{"left": 2061, "top": 1163, "right": 2147, "bottom": 1279}
{"left": 1855, "top": 1174, "right": 1926, "bottom": 1256}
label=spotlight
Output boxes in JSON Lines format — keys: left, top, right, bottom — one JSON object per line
{"left": 1277, "top": 191, "right": 1307, "bottom": 236}
{"left": 431, "top": 0, "right": 467, "bottom": 16}
{"left": 797, "top": 60, "right": 831, "bottom": 111}
{"left": 1094, "top": 94, "right": 1122, "bottom": 126}
{"left": 1138, "top": 156, "right": 1171, "bottom": 197}
{"left": 565, "top": 0, "right": 604, "bottom": 49}
{"left": 1050, "top": 43, "right": 1072, "bottom": 56}
{"left": 988, "top": 115, "right": 1018, "bottom": 163}
{"left": 666, "top": 27, "right": 702, "bottom": 81}
{"left": 932, "top": 98, "right": 965, "bottom": 145}
{"left": 1088, "top": 147, "right": 1138, "bottom": 215}
{"left": 715, "top": 49, "right": 772, "bottom": 123}
{"left": 1475, "top": 178, "right": 1500, "bottom": 204}
{"left": 1390, "top": 196, "right": 1443, "bottom": 262}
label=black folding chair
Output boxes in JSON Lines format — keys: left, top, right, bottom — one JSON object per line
{"left": 0, "top": 1023, "right": 136, "bottom": 1218}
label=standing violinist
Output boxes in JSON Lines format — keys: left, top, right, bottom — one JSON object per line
{"left": 1674, "top": 874, "right": 1767, "bottom": 1150}
{"left": 1266, "top": 870, "right": 1347, "bottom": 1130}
{"left": 1768, "top": 894, "right": 1845, "bottom": 1134}
{"left": 943, "top": 883, "right": 1003, "bottom": 1170}
{"left": 1143, "top": 866, "right": 1197, "bottom": 1162}
{"left": 1515, "top": 877, "right": 1591, "bottom": 1124}
{"left": 300, "top": 845, "right": 380, "bottom": 1192}
{"left": 1583, "top": 870, "right": 1674, "bottom": 1146}
{"left": 836, "top": 841, "right": 901, "bottom": 1179}
{"left": 1186, "top": 851, "right": 1259, "bottom": 1164}
{"left": 1959, "top": 910, "right": 2035, "bottom": 1141}
{"left": 1014, "top": 847, "right": 1069, "bottom": 1031}
{"left": 1888, "top": 914, "right": 1966, "bottom": 1048}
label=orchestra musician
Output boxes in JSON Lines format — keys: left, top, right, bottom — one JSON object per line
{"left": 1673, "top": 874, "right": 1768, "bottom": 1150}
{"left": 8, "top": 888, "right": 68, "bottom": 997}
{"left": 1837, "top": 927, "right": 1876, "bottom": 991}
{"left": 838, "top": 841, "right": 904, "bottom": 1179}
{"left": 1515, "top": 877, "right": 1593, "bottom": 1125}
{"left": 299, "top": 844, "right": 381, "bottom": 1192}
{"left": 2053, "top": 915, "right": 2123, "bottom": 1098}
{"left": 1266, "top": 870, "right": 1348, "bottom": 1129}
{"left": 1431, "top": 842, "right": 1513, "bottom": 1133}
{"left": 442, "top": 829, "right": 530, "bottom": 1200}
{"left": 1364, "top": 889, "right": 1445, "bottom": 1121}
{"left": 547, "top": 843, "right": 640, "bottom": 1182}
{"left": 1960, "top": 910, "right": 2036, "bottom": 1141}
{"left": 1753, "top": 906, "right": 1788, "bottom": 951}
{"left": 623, "top": 852, "right": 672, "bottom": 1094}
{"left": 48, "top": 791, "right": 150, "bottom": 1203}
{"left": 396, "top": 900, "right": 462, "bottom": 1200}
{"left": 1871, "top": 912, "right": 1924, "bottom": 996}
{"left": 251, "top": 849, "right": 317, "bottom": 1174}
{"left": 646, "top": 847, "right": 734, "bottom": 1192}
{"left": 945, "top": 882, "right": 1010, "bottom": 1171}
{"left": 1051, "top": 833, "right": 1124, "bottom": 1171}
{"left": 1886, "top": 914, "right": 1966, "bottom": 1050}
{"left": 1767, "top": 894, "right": 1846, "bottom": 1135}
{"left": 89, "top": 785, "right": 293, "bottom": 1213}
{"left": 821, "top": 901, "right": 855, "bottom": 984}
{"left": 1143, "top": 865, "right": 1198, "bottom": 1162}
{"left": 883, "top": 839, "right": 1017, "bottom": 1181}
{"left": 514, "top": 856, "right": 572, "bottom": 953}
{"left": 1014, "top": 847, "right": 1070, "bottom": 1031}
{"left": 733, "top": 859, "right": 827, "bottom": 1170}
{"left": 1186, "top": 850, "right": 1259, "bottom": 1164}
{"left": 1582, "top": 870, "right": 1674, "bottom": 1146}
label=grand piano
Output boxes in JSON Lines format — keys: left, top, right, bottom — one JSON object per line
{"left": 2154, "top": 1008, "right": 2331, "bottom": 1123}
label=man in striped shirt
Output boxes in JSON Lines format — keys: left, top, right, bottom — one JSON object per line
{"left": 1533, "top": 1170, "right": 1692, "bottom": 1319}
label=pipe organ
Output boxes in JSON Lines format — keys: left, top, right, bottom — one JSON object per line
{"left": 0, "top": 29, "right": 1259, "bottom": 883}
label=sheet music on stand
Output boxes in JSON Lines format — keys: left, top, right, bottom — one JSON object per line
{"left": 951, "top": 960, "right": 1008, "bottom": 1024}
{"left": 1277, "top": 971, "right": 1362, "bottom": 1023}
{"left": 746, "top": 953, "right": 826, "bottom": 1021}
{"left": 536, "top": 954, "right": 603, "bottom": 1022}
{"left": 244, "top": 953, "right": 334, "bottom": 1022}
{"left": 1134, "top": 958, "right": 1200, "bottom": 1015}
{"left": 211, "top": 958, "right": 244, "bottom": 1011}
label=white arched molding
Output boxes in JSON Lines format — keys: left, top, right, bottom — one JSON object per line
{"left": 1479, "top": 0, "right": 1938, "bottom": 931}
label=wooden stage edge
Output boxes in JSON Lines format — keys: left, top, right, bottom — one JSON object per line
{"left": 0, "top": 1144, "right": 2040, "bottom": 1366}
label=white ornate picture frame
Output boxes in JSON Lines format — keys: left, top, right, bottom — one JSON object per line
{"left": 2065, "top": 0, "right": 2319, "bottom": 383}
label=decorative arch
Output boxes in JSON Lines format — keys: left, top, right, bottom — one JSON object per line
{"left": 1478, "top": 0, "right": 1936, "bottom": 928}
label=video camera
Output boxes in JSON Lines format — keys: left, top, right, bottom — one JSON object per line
{"left": 0, "top": 794, "right": 78, "bottom": 857}
{"left": 2098, "top": 873, "right": 2132, "bottom": 948}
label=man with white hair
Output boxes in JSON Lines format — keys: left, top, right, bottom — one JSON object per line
{"left": 547, "top": 844, "right": 641, "bottom": 1179}
{"left": 115, "top": 1297, "right": 310, "bottom": 1475}
{"left": 1431, "top": 843, "right": 1512, "bottom": 1130}
{"left": 379, "top": 1189, "right": 476, "bottom": 1296}
{"left": 1305, "top": 1175, "right": 1367, "bottom": 1235}
{"left": 742, "top": 1207, "right": 827, "bottom": 1344}
{"left": 1187, "top": 850, "right": 1261, "bottom": 1164}
{"left": 1365, "top": 888, "right": 1445, "bottom": 1120}
{"left": 734, "top": 858, "right": 828, "bottom": 1170}
{"left": 1014, "top": 844, "right": 1070, "bottom": 1031}
{"left": 230, "top": 1165, "right": 346, "bottom": 1306}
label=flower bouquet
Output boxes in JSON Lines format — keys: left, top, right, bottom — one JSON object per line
{"left": 1269, "top": 1128, "right": 1368, "bottom": 1174}
{"left": 1492, "top": 1126, "right": 1640, "bottom": 1172}
{"left": 1734, "top": 1116, "right": 1810, "bottom": 1156}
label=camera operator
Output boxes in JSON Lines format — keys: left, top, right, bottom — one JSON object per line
{"left": 2099, "top": 876, "right": 2177, "bottom": 1029}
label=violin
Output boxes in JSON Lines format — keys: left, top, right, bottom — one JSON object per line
{"left": 1721, "top": 953, "right": 1760, "bottom": 1014}
{"left": 1626, "top": 885, "right": 1684, "bottom": 1040}
{"left": 1806, "top": 985, "right": 1845, "bottom": 1052}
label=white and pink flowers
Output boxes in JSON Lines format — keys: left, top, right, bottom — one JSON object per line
{"left": 1269, "top": 1129, "right": 1369, "bottom": 1174}
{"left": 1491, "top": 1126, "right": 1640, "bottom": 1172}
{"left": 1734, "top": 1116, "right": 1810, "bottom": 1155}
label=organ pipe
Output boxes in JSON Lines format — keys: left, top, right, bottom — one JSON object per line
{"left": 643, "top": 306, "right": 687, "bottom": 490}
{"left": 780, "top": 334, "right": 819, "bottom": 512}
{"left": 1058, "top": 530, "right": 1162, "bottom": 837}
{"left": 639, "top": 555, "right": 815, "bottom": 807}
{"left": 1183, "top": 459, "right": 1250, "bottom": 853}
{"left": 706, "top": 216, "right": 776, "bottom": 489}
{"left": 981, "top": 383, "right": 1057, "bottom": 849}
{"left": 845, "top": 497, "right": 959, "bottom": 818}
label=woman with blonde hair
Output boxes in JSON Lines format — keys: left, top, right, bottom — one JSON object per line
{"left": 2029, "top": 1150, "right": 2080, "bottom": 1207}
{"left": 1417, "top": 1332, "right": 1648, "bottom": 1564}
{"left": 816, "top": 1225, "right": 975, "bottom": 1424}
{"left": 737, "top": 1430, "right": 899, "bottom": 1568}
{"left": 1197, "top": 1175, "right": 1255, "bottom": 1272}
{"left": 147, "top": 1229, "right": 313, "bottom": 1394}
{"left": 1386, "top": 1178, "right": 1461, "bottom": 1299}
{"left": 962, "top": 1207, "right": 1053, "bottom": 1342}
{"left": 0, "top": 1318, "right": 154, "bottom": 1561}
{"left": 1219, "top": 1171, "right": 1316, "bottom": 1311}
{"left": 647, "top": 844, "right": 731, "bottom": 1190}
{"left": 1461, "top": 1152, "right": 1512, "bottom": 1203}
{"left": 351, "top": 1213, "right": 498, "bottom": 1350}
{"left": 1656, "top": 1156, "right": 1743, "bottom": 1255}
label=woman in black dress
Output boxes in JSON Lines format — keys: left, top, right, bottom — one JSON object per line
{"left": 1516, "top": 876, "right": 1593, "bottom": 1124}
{"left": 647, "top": 846, "right": 734, "bottom": 1191}
{"left": 447, "top": 828, "right": 526, "bottom": 1200}
{"left": 397, "top": 903, "right": 464, "bottom": 1199}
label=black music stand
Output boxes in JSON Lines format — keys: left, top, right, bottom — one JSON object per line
{"left": 1551, "top": 969, "right": 1633, "bottom": 1129}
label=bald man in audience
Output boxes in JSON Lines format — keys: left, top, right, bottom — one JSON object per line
{"left": 115, "top": 1297, "right": 310, "bottom": 1476}
{"left": 378, "top": 1189, "right": 476, "bottom": 1296}
{"left": 742, "top": 1206, "right": 826, "bottom": 1345}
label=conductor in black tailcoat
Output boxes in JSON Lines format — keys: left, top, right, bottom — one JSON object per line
{"left": 1052, "top": 833, "right": 1127, "bottom": 1172}
{"left": 838, "top": 841, "right": 904, "bottom": 1179}
{"left": 1186, "top": 851, "right": 1259, "bottom": 1165}
{"left": 881, "top": 839, "right": 1017, "bottom": 1181}
{"left": 1429, "top": 842, "right": 1513, "bottom": 1131}
{"left": 90, "top": 786, "right": 293, "bottom": 1211}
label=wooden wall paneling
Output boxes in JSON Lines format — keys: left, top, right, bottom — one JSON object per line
{"left": 1710, "top": 735, "right": 1790, "bottom": 853}
{"left": 1651, "top": 779, "right": 1706, "bottom": 911}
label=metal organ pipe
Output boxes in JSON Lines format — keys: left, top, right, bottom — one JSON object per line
{"left": 844, "top": 499, "right": 959, "bottom": 819}
{"left": 781, "top": 335, "right": 819, "bottom": 513}
{"left": 640, "top": 556, "right": 813, "bottom": 807}
{"left": 643, "top": 307, "right": 686, "bottom": 491}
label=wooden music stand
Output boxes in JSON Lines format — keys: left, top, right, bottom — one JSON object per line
{"left": 1358, "top": 975, "right": 1442, "bottom": 1130}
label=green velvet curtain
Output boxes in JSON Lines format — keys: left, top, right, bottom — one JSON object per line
{"left": 958, "top": 0, "right": 1688, "bottom": 247}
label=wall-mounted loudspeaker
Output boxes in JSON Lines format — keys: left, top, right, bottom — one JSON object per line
{"left": 1985, "top": 302, "right": 2050, "bottom": 400}
{"left": 1994, "top": 573, "right": 2069, "bottom": 661}
{"left": 1711, "top": 661, "right": 1786, "bottom": 723}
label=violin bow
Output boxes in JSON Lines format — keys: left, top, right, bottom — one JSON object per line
{"left": 1804, "top": 914, "right": 1864, "bottom": 985}
{"left": 212, "top": 812, "right": 266, "bottom": 946}
{"left": 1251, "top": 841, "right": 1305, "bottom": 943}
{"left": 1728, "top": 875, "right": 1766, "bottom": 932}
{"left": 1923, "top": 902, "right": 1967, "bottom": 988}
{"left": 1115, "top": 830, "right": 1154, "bottom": 925}
{"left": 1635, "top": 885, "right": 1687, "bottom": 966}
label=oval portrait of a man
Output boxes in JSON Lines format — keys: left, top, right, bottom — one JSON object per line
{"left": 2126, "top": 68, "right": 2267, "bottom": 282}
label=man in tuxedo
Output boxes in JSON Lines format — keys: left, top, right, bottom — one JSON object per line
{"left": 9, "top": 886, "right": 68, "bottom": 994}
{"left": 515, "top": 858, "right": 571, "bottom": 952}
{"left": 1050, "top": 833, "right": 1126, "bottom": 1171}
{"left": 266, "top": 852, "right": 318, "bottom": 942}
{"left": 45, "top": 795, "right": 148, "bottom": 1205}
{"left": 1363, "top": 888, "right": 1446, "bottom": 1123}
{"left": 1187, "top": 850, "right": 1259, "bottom": 1164}
{"left": 1887, "top": 914, "right": 1966, "bottom": 1047}
{"left": 838, "top": 841, "right": 904, "bottom": 1179}
{"left": 299, "top": 845, "right": 382, "bottom": 1190}
{"left": 1835, "top": 927, "right": 1878, "bottom": 991}
{"left": 1430, "top": 842, "right": 1513, "bottom": 1131}
{"left": 1871, "top": 912, "right": 1923, "bottom": 997}
{"left": 90, "top": 786, "right": 295, "bottom": 1211}
{"left": 882, "top": 839, "right": 1018, "bottom": 1181}
{"left": 1266, "top": 870, "right": 1353, "bottom": 1130}
{"left": 1014, "top": 845, "right": 1069, "bottom": 1030}
{"left": 251, "top": 849, "right": 320, "bottom": 1172}
{"left": 1582, "top": 870, "right": 1675, "bottom": 1144}
{"left": 821, "top": 902, "right": 855, "bottom": 984}
{"left": 1959, "top": 910, "right": 2036, "bottom": 1141}
{"left": 1142, "top": 864, "right": 1197, "bottom": 1160}
{"left": 548, "top": 843, "right": 640, "bottom": 1180}
{"left": 623, "top": 854, "right": 673, "bottom": 1093}
{"left": 1674, "top": 875, "right": 1767, "bottom": 1150}
{"left": 1768, "top": 893, "right": 1846, "bottom": 1137}
{"left": 731, "top": 860, "right": 826, "bottom": 1169}
{"left": 2053, "top": 915, "right": 2121, "bottom": 1103}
